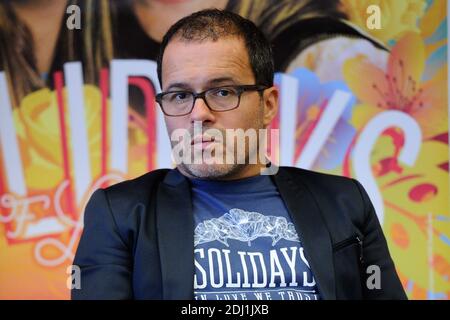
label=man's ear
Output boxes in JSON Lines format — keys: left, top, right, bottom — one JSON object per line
{"left": 262, "top": 86, "right": 279, "bottom": 127}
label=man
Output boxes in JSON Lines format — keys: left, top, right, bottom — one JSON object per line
{"left": 72, "top": 9, "right": 407, "bottom": 300}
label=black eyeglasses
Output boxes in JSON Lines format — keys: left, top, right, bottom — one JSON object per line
{"left": 155, "top": 84, "right": 268, "bottom": 117}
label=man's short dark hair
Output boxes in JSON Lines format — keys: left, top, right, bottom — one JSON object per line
{"left": 157, "top": 9, "right": 274, "bottom": 88}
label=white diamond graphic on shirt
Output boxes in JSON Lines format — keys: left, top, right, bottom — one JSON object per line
{"left": 194, "top": 208, "right": 300, "bottom": 247}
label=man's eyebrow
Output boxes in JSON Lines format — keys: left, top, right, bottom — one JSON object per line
{"left": 206, "top": 77, "right": 237, "bottom": 86}
{"left": 165, "top": 82, "right": 192, "bottom": 91}
{"left": 164, "top": 77, "right": 238, "bottom": 91}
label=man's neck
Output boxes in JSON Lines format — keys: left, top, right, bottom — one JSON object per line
{"left": 178, "top": 163, "right": 267, "bottom": 181}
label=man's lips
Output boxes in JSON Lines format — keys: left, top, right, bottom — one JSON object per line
{"left": 191, "top": 135, "right": 218, "bottom": 145}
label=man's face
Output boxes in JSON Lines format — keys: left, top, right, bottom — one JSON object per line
{"left": 161, "top": 36, "right": 277, "bottom": 179}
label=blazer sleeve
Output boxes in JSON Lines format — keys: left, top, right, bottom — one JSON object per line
{"left": 352, "top": 179, "right": 408, "bottom": 300}
{"left": 71, "top": 189, "right": 133, "bottom": 300}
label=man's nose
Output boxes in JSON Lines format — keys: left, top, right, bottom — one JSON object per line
{"left": 190, "top": 97, "right": 215, "bottom": 123}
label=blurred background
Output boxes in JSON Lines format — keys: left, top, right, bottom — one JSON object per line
{"left": 0, "top": 0, "right": 448, "bottom": 299}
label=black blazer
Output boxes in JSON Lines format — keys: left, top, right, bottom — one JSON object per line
{"left": 72, "top": 167, "right": 407, "bottom": 300}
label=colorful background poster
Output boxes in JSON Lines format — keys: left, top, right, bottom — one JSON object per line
{"left": 0, "top": 0, "right": 448, "bottom": 299}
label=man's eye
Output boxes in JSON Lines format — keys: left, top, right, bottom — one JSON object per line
{"left": 168, "top": 92, "right": 190, "bottom": 102}
{"left": 212, "top": 88, "right": 236, "bottom": 97}
{"left": 218, "top": 89, "right": 230, "bottom": 97}
{"left": 176, "top": 93, "right": 187, "bottom": 100}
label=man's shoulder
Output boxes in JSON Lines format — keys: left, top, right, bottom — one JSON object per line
{"left": 103, "top": 168, "right": 172, "bottom": 200}
{"left": 278, "top": 166, "right": 364, "bottom": 212}
{"left": 279, "top": 166, "right": 356, "bottom": 190}
{"left": 278, "top": 166, "right": 368, "bottom": 231}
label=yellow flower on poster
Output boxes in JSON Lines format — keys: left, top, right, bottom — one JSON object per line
{"left": 12, "top": 86, "right": 103, "bottom": 190}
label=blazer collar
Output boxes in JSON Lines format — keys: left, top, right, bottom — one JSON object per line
{"left": 156, "top": 169, "right": 194, "bottom": 299}
{"left": 155, "top": 167, "right": 336, "bottom": 300}
{"left": 272, "top": 168, "right": 336, "bottom": 299}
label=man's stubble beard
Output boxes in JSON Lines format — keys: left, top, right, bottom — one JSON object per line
{"left": 180, "top": 160, "right": 245, "bottom": 180}
{"left": 176, "top": 127, "right": 255, "bottom": 180}
{"left": 174, "top": 103, "right": 265, "bottom": 180}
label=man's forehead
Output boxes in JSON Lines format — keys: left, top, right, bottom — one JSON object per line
{"left": 162, "top": 37, "right": 254, "bottom": 88}
{"left": 166, "top": 34, "right": 245, "bottom": 52}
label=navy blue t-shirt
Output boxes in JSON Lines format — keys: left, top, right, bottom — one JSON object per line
{"left": 190, "top": 174, "right": 321, "bottom": 300}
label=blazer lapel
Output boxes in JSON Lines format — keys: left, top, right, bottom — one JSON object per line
{"left": 273, "top": 168, "right": 336, "bottom": 299}
{"left": 156, "top": 169, "right": 194, "bottom": 299}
